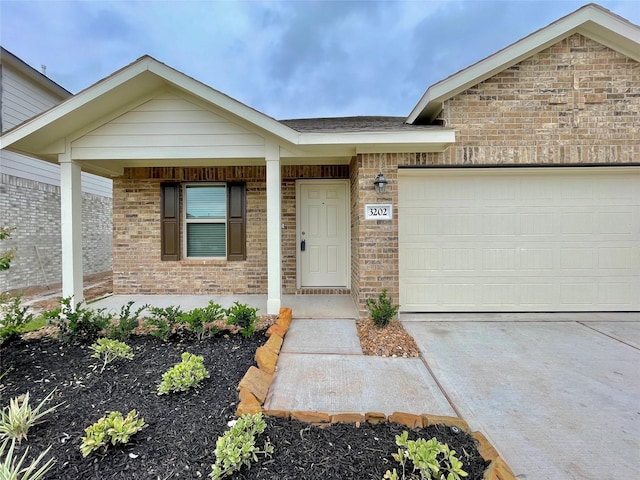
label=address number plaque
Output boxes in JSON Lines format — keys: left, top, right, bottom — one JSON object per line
{"left": 365, "top": 204, "right": 393, "bottom": 220}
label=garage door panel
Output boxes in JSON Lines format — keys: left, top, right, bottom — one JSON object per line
{"left": 597, "top": 281, "right": 636, "bottom": 307}
{"left": 399, "top": 168, "right": 640, "bottom": 312}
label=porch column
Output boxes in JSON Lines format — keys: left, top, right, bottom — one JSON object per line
{"left": 265, "top": 143, "right": 282, "bottom": 314}
{"left": 59, "top": 155, "right": 84, "bottom": 304}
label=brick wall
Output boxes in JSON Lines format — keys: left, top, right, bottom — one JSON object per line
{"left": 115, "top": 165, "right": 350, "bottom": 296}
{"left": 411, "top": 34, "right": 639, "bottom": 166}
{"left": 351, "top": 154, "right": 401, "bottom": 315}
{"left": 353, "top": 35, "right": 639, "bottom": 315}
{"left": 113, "top": 167, "right": 268, "bottom": 295}
{"left": 0, "top": 173, "right": 112, "bottom": 293}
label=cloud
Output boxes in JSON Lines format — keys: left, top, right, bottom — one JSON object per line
{"left": 1, "top": 0, "right": 638, "bottom": 119}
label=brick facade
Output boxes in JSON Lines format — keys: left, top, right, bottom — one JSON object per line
{"left": 110, "top": 35, "right": 638, "bottom": 315}
{"left": 0, "top": 173, "right": 112, "bottom": 293}
{"left": 114, "top": 165, "right": 349, "bottom": 296}
{"left": 352, "top": 35, "right": 639, "bottom": 315}
{"left": 411, "top": 34, "right": 639, "bottom": 166}
{"left": 113, "top": 167, "right": 267, "bottom": 295}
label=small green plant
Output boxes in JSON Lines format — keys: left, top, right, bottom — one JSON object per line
{"left": 383, "top": 431, "right": 468, "bottom": 480}
{"left": 0, "top": 390, "right": 63, "bottom": 443}
{"left": 44, "top": 297, "right": 112, "bottom": 342}
{"left": 89, "top": 338, "right": 134, "bottom": 373}
{"left": 0, "top": 227, "right": 16, "bottom": 271}
{"left": 144, "top": 305, "right": 184, "bottom": 340}
{"left": 106, "top": 301, "right": 148, "bottom": 340}
{"left": 181, "top": 301, "right": 224, "bottom": 340}
{"left": 80, "top": 410, "right": 147, "bottom": 457}
{"left": 0, "top": 296, "right": 34, "bottom": 344}
{"left": 157, "top": 352, "right": 209, "bottom": 395}
{"left": 225, "top": 302, "right": 259, "bottom": 337}
{"left": 366, "top": 289, "right": 400, "bottom": 328}
{"left": 0, "top": 438, "right": 55, "bottom": 480}
{"left": 210, "top": 413, "right": 274, "bottom": 480}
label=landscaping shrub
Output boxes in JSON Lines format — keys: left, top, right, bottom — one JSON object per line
{"left": 43, "top": 298, "right": 112, "bottom": 343}
{"left": 0, "top": 390, "right": 62, "bottom": 443}
{"left": 383, "top": 431, "right": 468, "bottom": 480}
{"left": 0, "top": 296, "right": 34, "bottom": 345}
{"left": 157, "top": 352, "right": 210, "bottom": 395}
{"left": 366, "top": 289, "right": 400, "bottom": 328}
{"left": 89, "top": 338, "right": 134, "bottom": 373}
{"left": 210, "top": 413, "right": 273, "bottom": 480}
{"left": 225, "top": 302, "right": 259, "bottom": 337}
{"left": 182, "top": 301, "right": 224, "bottom": 340}
{"left": 144, "top": 305, "right": 184, "bottom": 341}
{"left": 105, "top": 301, "right": 148, "bottom": 341}
{"left": 80, "top": 410, "right": 147, "bottom": 457}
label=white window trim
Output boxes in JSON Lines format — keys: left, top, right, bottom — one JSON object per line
{"left": 183, "top": 182, "right": 228, "bottom": 259}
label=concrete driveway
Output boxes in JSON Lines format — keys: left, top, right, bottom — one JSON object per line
{"left": 402, "top": 313, "right": 640, "bottom": 480}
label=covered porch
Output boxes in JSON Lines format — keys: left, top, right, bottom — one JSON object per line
{"left": 1, "top": 55, "right": 454, "bottom": 315}
{"left": 89, "top": 294, "right": 359, "bottom": 319}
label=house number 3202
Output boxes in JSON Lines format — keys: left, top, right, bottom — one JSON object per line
{"left": 365, "top": 204, "right": 393, "bottom": 220}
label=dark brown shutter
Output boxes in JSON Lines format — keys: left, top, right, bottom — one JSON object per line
{"left": 227, "top": 182, "right": 246, "bottom": 261}
{"left": 161, "top": 183, "right": 180, "bottom": 261}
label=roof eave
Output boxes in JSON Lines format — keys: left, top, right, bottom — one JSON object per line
{"left": 0, "top": 56, "right": 302, "bottom": 155}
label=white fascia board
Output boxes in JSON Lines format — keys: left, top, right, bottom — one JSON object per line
{"left": 407, "top": 5, "right": 640, "bottom": 124}
{"left": 298, "top": 129, "right": 455, "bottom": 148}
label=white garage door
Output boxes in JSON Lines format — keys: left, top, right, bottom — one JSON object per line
{"left": 398, "top": 167, "right": 640, "bottom": 312}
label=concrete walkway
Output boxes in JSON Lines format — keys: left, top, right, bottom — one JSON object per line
{"left": 267, "top": 313, "right": 640, "bottom": 480}
{"left": 265, "top": 319, "right": 456, "bottom": 416}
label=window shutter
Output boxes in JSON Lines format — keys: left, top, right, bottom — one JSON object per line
{"left": 161, "top": 183, "right": 180, "bottom": 261}
{"left": 227, "top": 182, "right": 246, "bottom": 261}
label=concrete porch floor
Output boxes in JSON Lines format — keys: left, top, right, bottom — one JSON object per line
{"left": 89, "top": 294, "right": 359, "bottom": 319}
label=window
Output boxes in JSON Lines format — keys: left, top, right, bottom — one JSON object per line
{"left": 160, "top": 182, "right": 246, "bottom": 262}
{"left": 185, "top": 184, "right": 226, "bottom": 258}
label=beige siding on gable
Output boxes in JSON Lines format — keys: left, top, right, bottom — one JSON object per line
{"left": 71, "top": 93, "right": 266, "bottom": 160}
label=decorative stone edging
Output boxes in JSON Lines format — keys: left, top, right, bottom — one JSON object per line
{"left": 236, "top": 307, "right": 516, "bottom": 480}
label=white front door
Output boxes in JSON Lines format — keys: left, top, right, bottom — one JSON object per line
{"left": 297, "top": 180, "right": 349, "bottom": 288}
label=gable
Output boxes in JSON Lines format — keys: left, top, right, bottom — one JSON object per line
{"left": 445, "top": 33, "right": 638, "bottom": 124}
{"left": 408, "top": 4, "right": 640, "bottom": 124}
{"left": 71, "top": 91, "right": 265, "bottom": 160}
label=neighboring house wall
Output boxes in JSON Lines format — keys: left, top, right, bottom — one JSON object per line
{"left": 352, "top": 35, "right": 639, "bottom": 314}
{"left": 0, "top": 50, "right": 113, "bottom": 294}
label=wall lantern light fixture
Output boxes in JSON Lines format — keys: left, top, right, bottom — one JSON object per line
{"left": 374, "top": 172, "right": 388, "bottom": 194}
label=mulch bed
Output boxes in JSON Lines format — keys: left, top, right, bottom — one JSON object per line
{"left": 1, "top": 331, "right": 488, "bottom": 479}
{"left": 356, "top": 318, "right": 421, "bottom": 358}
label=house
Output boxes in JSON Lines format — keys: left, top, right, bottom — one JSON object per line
{"left": 0, "top": 47, "right": 112, "bottom": 295}
{"left": 1, "top": 4, "right": 638, "bottom": 315}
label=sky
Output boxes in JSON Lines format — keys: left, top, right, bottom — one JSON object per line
{"left": 1, "top": 0, "right": 638, "bottom": 120}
